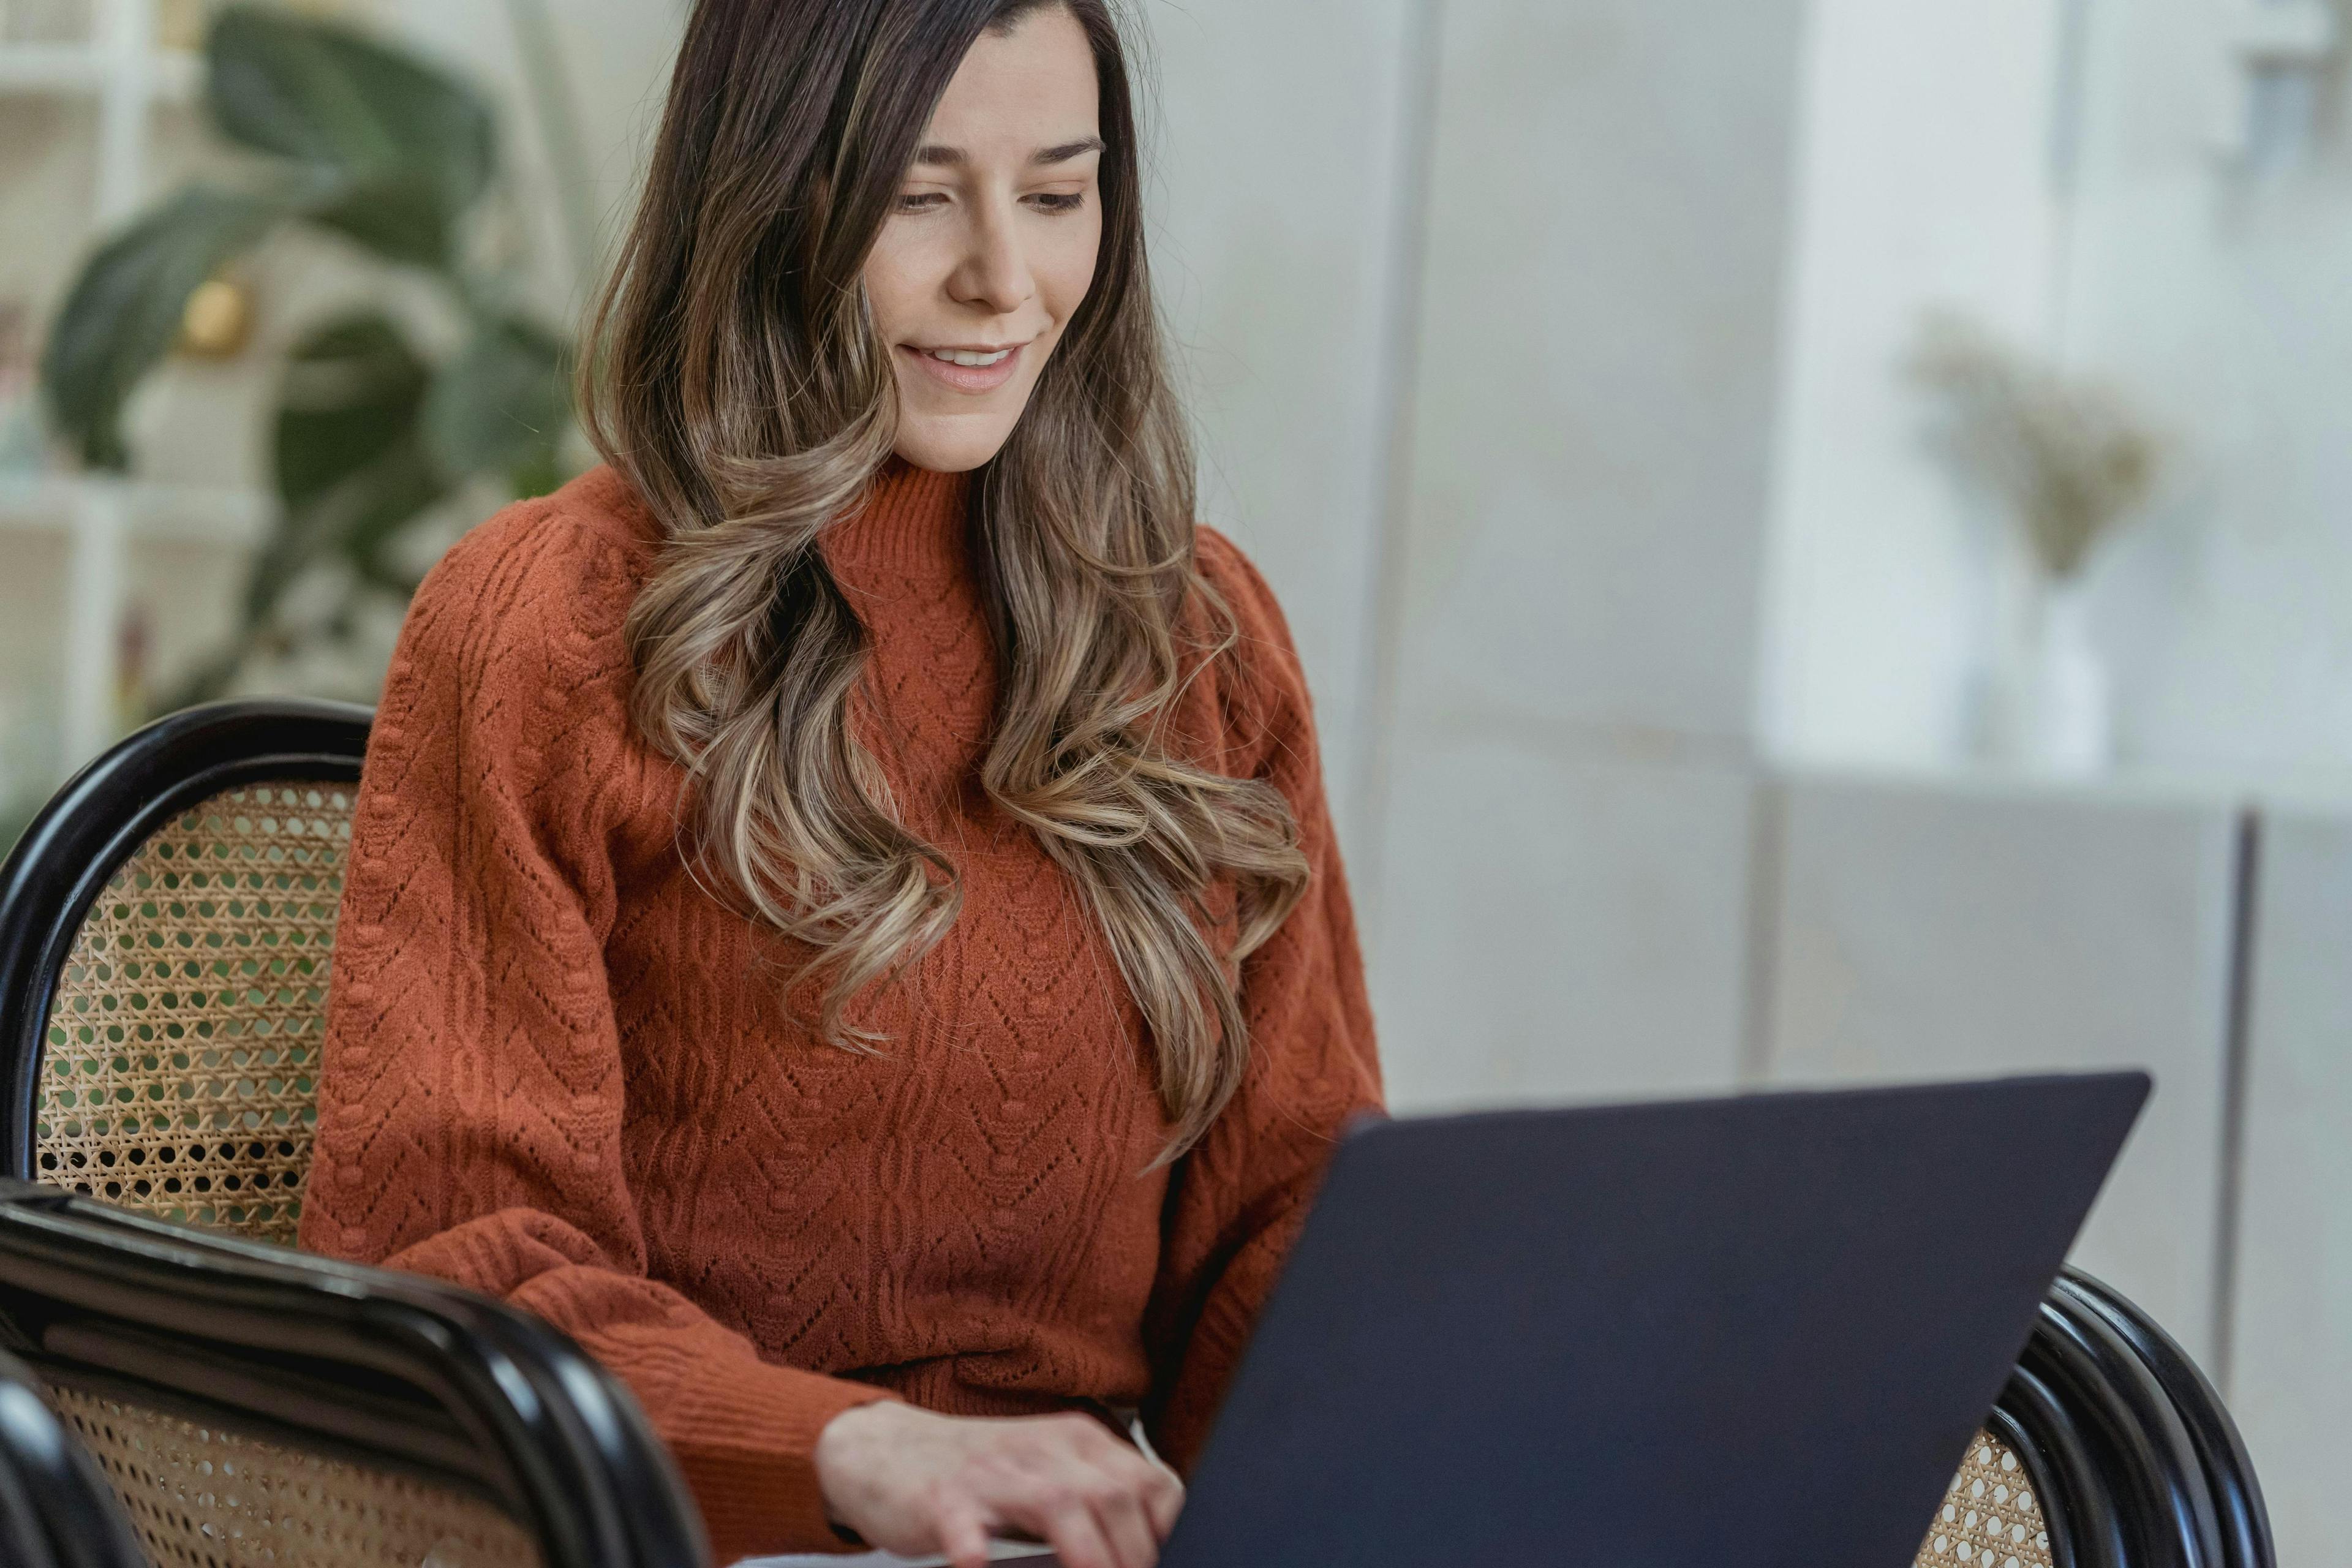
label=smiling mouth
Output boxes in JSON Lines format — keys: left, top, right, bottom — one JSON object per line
{"left": 900, "top": 340, "right": 1028, "bottom": 394}
{"left": 919, "top": 345, "right": 1017, "bottom": 368}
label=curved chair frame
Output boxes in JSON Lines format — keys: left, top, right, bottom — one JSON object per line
{"left": 1984, "top": 1362, "right": 2111, "bottom": 1568}
{"left": 0, "top": 698, "right": 372, "bottom": 1179}
{"left": 0, "top": 1178, "right": 709, "bottom": 1568}
{"left": 1972, "top": 1267, "right": 2275, "bottom": 1568}
{"left": 2056, "top": 1273, "right": 2274, "bottom": 1568}
{"left": 0, "top": 1344, "right": 147, "bottom": 1568}
{"left": 2030, "top": 1287, "right": 2218, "bottom": 1568}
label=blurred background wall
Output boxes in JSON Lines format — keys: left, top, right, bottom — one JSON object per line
{"left": 1, "top": 0, "right": 2346, "bottom": 1556}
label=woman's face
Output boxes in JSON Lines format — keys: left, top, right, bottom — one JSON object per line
{"left": 863, "top": 5, "right": 1104, "bottom": 473}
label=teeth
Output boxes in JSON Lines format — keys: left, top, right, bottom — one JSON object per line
{"left": 927, "top": 347, "right": 1012, "bottom": 368}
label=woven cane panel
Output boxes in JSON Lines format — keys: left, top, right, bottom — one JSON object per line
{"left": 1915, "top": 1431, "right": 2057, "bottom": 1568}
{"left": 36, "top": 783, "right": 353, "bottom": 1245}
{"left": 47, "top": 1383, "right": 541, "bottom": 1568}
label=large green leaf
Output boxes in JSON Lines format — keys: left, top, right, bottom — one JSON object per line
{"left": 273, "top": 312, "right": 431, "bottom": 513}
{"left": 206, "top": 5, "right": 494, "bottom": 261}
{"left": 420, "top": 314, "right": 572, "bottom": 488}
{"left": 252, "top": 313, "right": 450, "bottom": 624}
{"left": 40, "top": 185, "right": 291, "bottom": 469}
{"left": 307, "top": 170, "right": 455, "bottom": 268}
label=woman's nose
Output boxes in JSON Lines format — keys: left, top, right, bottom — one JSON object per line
{"left": 949, "top": 203, "right": 1035, "bottom": 318}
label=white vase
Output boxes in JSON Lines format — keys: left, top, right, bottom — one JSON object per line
{"left": 2006, "top": 578, "right": 2112, "bottom": 777}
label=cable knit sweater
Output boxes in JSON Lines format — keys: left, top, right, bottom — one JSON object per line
{"left": 298, "top": 459, "right": 1384, "bottom": 1561}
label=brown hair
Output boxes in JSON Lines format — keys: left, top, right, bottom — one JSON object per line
{"left": 578, "top": 0, "right": 1308, "bottom": 1157}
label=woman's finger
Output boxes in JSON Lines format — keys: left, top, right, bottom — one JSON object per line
{"left": 1091, "top": 1439, "right": 1183, "bottom": 1542}
{"left": 934, "top": 1496, "right": 995, "bottom": 1568}
{"left": 1086, "top": 1468, "right": 1161, "bottom": 1568}
{"left": 1033, "top": 1493, "right": 1121, "bottom": 1568}
{"left": 1137, "top": 1463, "right": 1184, "bottom": 1539}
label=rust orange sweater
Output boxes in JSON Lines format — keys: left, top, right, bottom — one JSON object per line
{"left": 298, "top": 459, "right": 1383, "bottom": 1561}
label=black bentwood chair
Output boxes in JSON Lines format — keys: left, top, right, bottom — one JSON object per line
{"left": 0, "top": 1343, "right": 146, "bottom": 1568}
{"left": 0, "top": 1179, "right": 708, "bottom": 1568}
{"left": 0, "top": 698, "right": 373, "bottom": 1240}
{"left": 0, "top": 701, "right": 710, "bottom": 1567}
{"left": 1910, "top": 1268, "right": 2274, "bottom": 1568}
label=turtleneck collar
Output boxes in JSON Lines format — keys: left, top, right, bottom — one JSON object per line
{"left": 820, "top": 458, "right": 974, "bottom": 587}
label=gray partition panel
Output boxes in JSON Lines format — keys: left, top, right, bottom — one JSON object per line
{"left": 1761, "top": 771, "right": 2237, "bottom": 1360}
{"left": 2231, "top": 805, "right": 2352, "bottom": 1568}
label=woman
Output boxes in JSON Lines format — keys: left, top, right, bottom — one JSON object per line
{"left": 301, "top": 2, "right": 1381, "bottom": 1564}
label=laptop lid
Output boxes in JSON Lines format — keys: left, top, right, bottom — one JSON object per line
{"left": 1161, "top": 1071, "right": 2148, "bottom": 1567}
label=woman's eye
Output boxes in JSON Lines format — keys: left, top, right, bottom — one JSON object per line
{"left": 1027, "top": 192, "right": 1087, "bottom": 214}
{"left": 895, "top": 192, "right": 947, "bottom": 214}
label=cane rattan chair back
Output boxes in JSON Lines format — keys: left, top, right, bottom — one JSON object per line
{"left": 43, "top": 1377, "right": 541, "bottom": 1568}
{"left": 0, "top": 1343, "right": 148, "bottom": 1568}
{"left": 0, "top": 700, "right": 370, "bottom": 1245}
{"left": 1918, "top": 1430, "right": 2059, "bottom": 1568}
{"left": 0, "top": 1180, "right": 710, "bottom": 1568}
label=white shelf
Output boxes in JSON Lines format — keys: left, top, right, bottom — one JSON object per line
{"left": 0, "top": 43, "right": 200, "bottom": 100}
{"left": 4, "top": 2, "right": 226, "bottom": 775}
{"left": 0, "top": 475, "right": 267, "bottom": 548}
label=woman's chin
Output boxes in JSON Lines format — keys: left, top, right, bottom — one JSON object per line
{"left": 891, "top": 410, "right": 1022, "bottom": 474}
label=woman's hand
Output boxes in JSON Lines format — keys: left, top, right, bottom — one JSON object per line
{"left": 814, "top": 1401, "right": 1184, "bottom": 1568}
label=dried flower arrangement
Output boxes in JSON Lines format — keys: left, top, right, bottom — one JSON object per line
{"left": 1907, "top": 311, "right": 2168, "bottom": 579}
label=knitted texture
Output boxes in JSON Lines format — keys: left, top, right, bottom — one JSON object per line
{"left": 298, "top": 461, "right": 1384, "bottom": 1562}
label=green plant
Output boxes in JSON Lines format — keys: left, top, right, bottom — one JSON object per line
{"left": 40, "top": 3, "right": 573, "bottom": 712}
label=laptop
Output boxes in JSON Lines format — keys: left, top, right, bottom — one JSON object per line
{"left": 778, "top": 1071, "right": 2147, "bottom": 1567}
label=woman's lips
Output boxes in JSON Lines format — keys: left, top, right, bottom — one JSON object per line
{"left": 900, "top": 341, "right": 1027, "bottom": 394}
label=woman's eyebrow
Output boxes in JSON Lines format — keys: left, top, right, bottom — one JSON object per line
{"left": 909, "top": 137, "right": 1106, "bottom": 168}
{"left": 1033, "top": 137, "right": 1106, "bottom": 165}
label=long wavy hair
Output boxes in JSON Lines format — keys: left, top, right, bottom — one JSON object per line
{"left": 578, "top": 0, "right": 1309, "bottom": 1156}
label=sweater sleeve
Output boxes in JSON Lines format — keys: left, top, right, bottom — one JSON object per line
{"left": 1140, "top": 530, "right": 1386, "bottom": 1468}
{"left": 298, "top": 505, "right": 893, "bottom": 1562}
